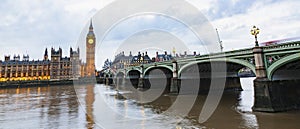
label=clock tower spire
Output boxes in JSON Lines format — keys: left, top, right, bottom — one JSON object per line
{"left": 86, "top": 19, "right": 96, "bottom": 77}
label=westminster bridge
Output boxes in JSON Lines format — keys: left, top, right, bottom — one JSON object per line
{"left": 107, "top": 41, "right": 300, "bottom": 112}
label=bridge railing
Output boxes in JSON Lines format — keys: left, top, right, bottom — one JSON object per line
{"left": 125, "top": 41, "right": 300, "bottom": 71}
{"left": 174, "top": 41, "right": 300, "bottom": 63}
{"left": 173, "top": 48, "right": 253, "bottom": 64}
{"left": 129, "top": 48, "right": 254, "bottom": 68}
{"left": 263, "top": 41, "right": 300, "bottom": 52}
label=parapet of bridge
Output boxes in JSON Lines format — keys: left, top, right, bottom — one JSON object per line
{"left": 111, "top": 41, "right": 300, "bottom": 112}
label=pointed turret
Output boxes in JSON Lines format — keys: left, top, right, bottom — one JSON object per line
{"left": 87, "top": 19, "right": 95, "bottom": 37}
{"left": 44, "top": 48, "right": 48, "bottom": 60}
{"left": 70, "top": 47, "right": 73, "bottom": 54}
{"left": 89, "top": 20, "right": 93, "bottom": 30}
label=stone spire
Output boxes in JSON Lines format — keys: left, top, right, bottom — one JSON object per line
{"left": 87, "top": 19, "right": 95, "bottom": 37}
{"left": 89, "top": 20, "right": 93, "bottom": 31}
{"left": 44, "top": 48, "right": 48, "bottom": 60}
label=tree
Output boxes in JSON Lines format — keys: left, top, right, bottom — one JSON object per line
{"left": 102, "top": 59, "right": 112, "bottom": 69}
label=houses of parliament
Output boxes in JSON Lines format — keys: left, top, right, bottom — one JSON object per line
{"left": 0, "top": 22, "right": 96, "bottom": 82}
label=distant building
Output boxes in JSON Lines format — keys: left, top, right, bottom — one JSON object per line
{"left": 131, "top": 52, "right": 152, "bottom": 65}
{"left": 155, "top": 51, "right": 172, "bottom": 62}
{"left": 0, "top": 20, "right": 98, "bottom": 82}
{"left": 50, "top": 47, "right": 81, "bottom": 80}
{"left": 0, "top": 47, "right": 83, "bottom": 82}
{"left": 177, "top": 51, "right": 198, "bottom": 58}
{"left": 111, "top": 51, "right": 133, "bottom": 70}
{"left": 110, "top": 51, "right": 153, "bottom": 72}
{"left": 0, "top": 50, "right": 50, "bottom": 82}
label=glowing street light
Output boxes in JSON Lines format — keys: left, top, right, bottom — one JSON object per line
{"left": 251, "top": 26, "right": 260, "bottom": 47}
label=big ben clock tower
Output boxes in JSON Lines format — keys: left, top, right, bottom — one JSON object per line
{"left": 86, "top": 20, "right": 96, "bottom": 77}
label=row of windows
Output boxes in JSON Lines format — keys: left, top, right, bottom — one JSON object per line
{"left": 1, "top": 68, "right": 49, "bottom": 71}
{"left": 0, "top": 73, "right": 49, "bottom": 77}
{"left": 0, "top": 66, "right": 49, "bottom": 70}
{"left": 1, "top": 67, "right": 77, "bottom": 71}
{"left": 0, "top": 64, "right": 79, "bottom": 68}
{"left": 0, "top": 65, "right": 49, "bottom": 67}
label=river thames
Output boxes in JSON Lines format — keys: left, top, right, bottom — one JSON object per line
{"left": 0, "top": 78, "right": 299, "bottom": 129}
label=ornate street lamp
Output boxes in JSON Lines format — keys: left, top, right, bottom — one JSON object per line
{"left": 251, "top": 26, "right": 260, "bottom": 47}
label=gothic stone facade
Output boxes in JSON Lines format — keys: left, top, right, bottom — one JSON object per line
{"left": 50, "top": 47, "right": 81, "bottom": 80}
{"left": 0, "top": 53, "right": 50, "bottom": 81}
{"left": 0, "top": 47, "right": 82, "bottom": 82}
{"left": 0, "top": 21, "right": 96, "bottom": 81}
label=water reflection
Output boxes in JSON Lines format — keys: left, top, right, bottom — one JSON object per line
{"left": 0, "top": 85, "right": 92, "bottom": 129}
{"left": 94, "top": 77, "right": 300, "bottom": 129}
{"left": 85, "top": 84, "right": 95, "bottom": 129}
{"left": 0, "top": 79, "right": 300, "bottom": 129}
{"left": 238, "top": 78, "right": 259, "bottom": 129}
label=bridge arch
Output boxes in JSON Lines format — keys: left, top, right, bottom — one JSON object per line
{"left": 126, "top": 69, "right": 142, "bottom": 88}
{"left": 143, "top": 65, "right": 173, "bottom": 93}
{"left": 178, "top": 58, "right": 256, "bottom": 77}
{"left": 267, "top": 53, "right": 300, "bottom": 80}
{"left": 103, "top": 71, "right": 114, "bottom": 78}
{"left": 114, "top": 71, "right": 125, "bottom": 86}
{"left": 127, "top": 70, "right": 141, "bottom": 78}
{"left": 126, "top": 68, "right": 142, "bottom": 77}
{"left": 143, "top": 65, "right": 173, "bottom": 77}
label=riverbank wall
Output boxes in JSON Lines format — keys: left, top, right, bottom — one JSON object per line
{"left": 0, "top": 78, "right": 96, "bottom": 88}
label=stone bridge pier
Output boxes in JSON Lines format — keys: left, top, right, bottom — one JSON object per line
{"left": 252, "top": 46, "right": 300, "bottom": 112}
{"left": 170, "top": 60, "right": 179, "bottom": 94}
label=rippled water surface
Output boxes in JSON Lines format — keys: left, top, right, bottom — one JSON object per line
{"left": 0, "top": 78, "right": 300, "bottom": 129}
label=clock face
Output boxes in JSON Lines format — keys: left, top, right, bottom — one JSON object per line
{"left": 88, "top": 39, "right": 94, "bottom": 44}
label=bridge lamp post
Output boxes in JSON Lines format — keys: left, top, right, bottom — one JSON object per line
{"left": 251, "top": 26, "right": 260, "bottom": 47}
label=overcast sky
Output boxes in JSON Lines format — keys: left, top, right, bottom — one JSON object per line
{"left": 1, "top": 0, "right": 300, "bottom": 69}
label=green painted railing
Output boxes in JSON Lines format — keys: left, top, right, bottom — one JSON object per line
{"left": 125, "top": 41, "right": 300, "bottom": 74}
{"left": 263, "top": 41, "right": 300, "bottom": 52}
